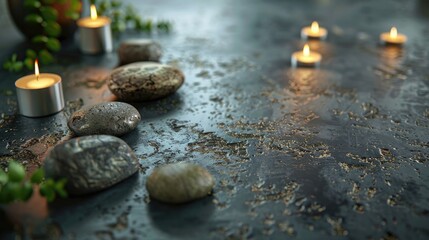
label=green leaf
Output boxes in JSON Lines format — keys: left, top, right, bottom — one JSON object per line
{"left": 8, "top": 161, "right": 25, "bottom": 183}
{"left": 3, "top": 60, "right": 23, "bottom": 72}
{"left": 0, "top": 183, "right": 13, "bottom": 203}
{"left": 125, "top": 5, "right": 137, "bottom": 18}
{"left": 70, "top": 0, "right": 81, "bottom": 11}
{"left": 39, "top": 180, "right": 55, "bottom": 202}
{"left": 24, "top": 0, "right": 41, "bottom": 8}
{"left": 6, "top": 182, "right": 22, "bottom": 201}
{"left": 0, "top": 169, "right": 8, "bottom": 185}
{"left": 30, "top": 168, "right": 44, "bottom": 184}
{"left": 39, "top": 49, "right": 54, "bottom": 65}
{"left": 65, "top": 11, "right": 80, "bottom": 20}
{"left": 112, "top": 10, "right": 122, "bottom": 20}
{"left": 40, "top": 6, "right": 58, "bottom": 22}
{"left": 32, "top": 35, "right": 48, "bottom": 43}
{"left": 3, "top": 62, "right": 11, "bottom": 70}
{"left": 157, "top": 21, "right": 171, "bottom": 32}
{"left": 54, "top": 178, "right": 68, "bottom": 198}
{"left": 19, "top": 182, "right": 33, "bottom": 201}
{"left": 46, "top": 38, "right": 61, "bottom": 52}
{"left": 13, "top": 62, "right": 23, "bottom": 72}
{"left": 26, "top": 49, "right": 37, "bottom": 59}
{"left": 143, "top": 20, "right": 153, "bottom": 32}
{"left": 24, "top": 58, "right": 34, "bottom": 70}
{"left": 111, "top": 0, "right": 122, "bottom": 8}
{"left": 42, "top": 0, "right": 55, "bottom": 4}
{"left": 99, "top": 1, "right": 110, "bottom": 13}
{"left": 25, "top": 14, "right": 43, "bottom": 24}
{"left": 44, "top": 22, "right": 61, "bottom": 37}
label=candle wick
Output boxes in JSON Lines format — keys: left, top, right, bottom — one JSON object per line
{"left": 37, "top": 75, "right": 39, "bottom": 81}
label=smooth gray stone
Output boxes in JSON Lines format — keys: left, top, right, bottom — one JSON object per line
{"left": 44, "top": 135, "right": 139, "bottom": 195}
{"left": 68, "top": 102, "right": 141, "bottom": 136}
{"left": 146, "top": 162, "right": 215, "bottom": 204}
{"left": 108, "top": 62, "right": 185, "bottom": 102}
{"left": 118, "top": 39, "right": 162, "bottom": 65}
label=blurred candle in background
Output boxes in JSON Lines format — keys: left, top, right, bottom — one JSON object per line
{"left": 301, "top": 21, "right": 328, "bottom": 40}
{"left": 380, "top": 27, "right": 407, "bottom": 45}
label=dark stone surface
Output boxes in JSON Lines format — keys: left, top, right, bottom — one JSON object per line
{"left": 146, "top": 162, "right": 215, "bottom": 204}
{"left": 44, "top": 135, "right": 139, "bottom": 195}
{"left": 0, "top": 0, "right": 429, "bottom": 239}
{"left": 108, "top": 62, "right": 185, "bottom": 101}
{"left": 118, "top": 39, "right": 162, "bottom": 65}
{"left": 68, "top": 102, "right": 141, "bottom": 136}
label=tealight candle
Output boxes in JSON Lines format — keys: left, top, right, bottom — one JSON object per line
{"left": 15, "top": 60, "right": 64, "bottom": 117}
{"left": 301, "top": 21, "right": 328, "bottom": 40}
{"left": 380, "top": 27, "right": 407, "bottom": 45}
{"left": 77, "top": 4, "right": 113, "bottom": 54}
{"left": 291, "top": 44, "right": 322, "bottom": 68}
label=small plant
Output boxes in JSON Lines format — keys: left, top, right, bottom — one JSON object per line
{"left": 3, "top": 0, "right": 172, "bottom": 72}
{"left": 0, "top": 161, "right": 67, "bottom": 204}
{"left": 94, "top": 0, "right": 172, "bottom": 34}
{"left": 3, "top": 0, "right": 80, "bottom": 72}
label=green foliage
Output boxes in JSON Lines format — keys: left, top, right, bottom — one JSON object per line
{"left": 39, "top": 49, "right": 55, "bottom": 65}
{"left": 0, "top": 161, "right": 67, "bottom": 204}
{"left": 3, "top": 0, "right": 172, "bottom": 72}
{"left": 7, "top": 162, "right": 25, "bottom": 182}
{"left": 3, "top": 0, "right": 80, "bottom": 72}
{"left": 30, "top": 168, "right": 44, "bottom": 184}
{"left": 46, "top": 38, "right": 61, "bottom": 51}
{"left": 25, "top": 14, "right": 43, "bottom": 24}
{"left": 40, "top": 6, "right": 58, "bottom": 21}
{"left": 24, "top": 0, "right": 41, "bottom": 8}
{"left": 3, "top": 54, "right": 23, "bottom": 72}
{"left": 44, "top": 22, "right": 61, "bottom": 37}
{"left": 94, "top": 0, "right": 172, "bottom": 34}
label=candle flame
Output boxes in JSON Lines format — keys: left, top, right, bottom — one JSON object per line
{"left": 390, "top": 27, "right": 397, "bottom": 38}
{"left": 90, "top": 4, "right": 98, "bottom": 20}
{"left": 311, "top": 21, "right": 319, "bottom": 33}
{"left": 303, "top": 44, "right": 310, "bottom": 56}
{"left": 34, "top": 59, "right": 39, "bottom": 80}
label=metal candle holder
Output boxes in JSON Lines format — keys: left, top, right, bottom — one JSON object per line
{"left": 77, "top": 16, "right": 113, "bottom": 54}
{"left": 15, "top": 74, "right": 64, "bottom": 117}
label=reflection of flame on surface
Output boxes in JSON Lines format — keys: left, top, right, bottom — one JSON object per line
{"left": 286, "top": 68, "right": 323, "bottom": 97}
{"left": 311, "top": 21, "right": 319, "bottom": 33}
{"left": 90, "top": 4, "right": 98, "bottom": 20}
{"left": 375, "top": 45, "right": 407, "bottom": 81}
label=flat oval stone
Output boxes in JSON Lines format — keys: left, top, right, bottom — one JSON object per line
{"left": 67, "top": 102, "right": 141, "bottom": 137}
{"left": 108, "top": 62, "right": 185, "bottom": 102}
{"left": 43, "top": 135, "right": 139, "bottom": 195}
{"left": 146, "top": 162, "right": 215, "bottom": 204}
{"left": 118, "top": 39, "right": 162, "bottom": 65}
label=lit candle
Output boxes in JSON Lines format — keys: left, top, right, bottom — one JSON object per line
{"left": 77, "top": 4, "right": 113, "bottom": 54}
{"left": 15, "top": 60, "right": 64, "bottom": 117}
{"left": 380, "top": 27, "right": 407, "bottom": 45}
{"left": 291, "top": 44, "right": 322, "bottom": 68}
{"left": 301, "top": 21, "right": 328, "bottom": 40}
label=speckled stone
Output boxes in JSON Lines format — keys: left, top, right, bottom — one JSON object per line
{"left": 108, "top": 62, "right": 185, "bottom": 101}
{"left": 146, "top": 162, "right": 215, "bottom": 204}
{"left": 118, "top": 39, "right": 162, "bottom": 65}
{"left": 68, "top": 102, "right": 141, "bottom": 136}
{"left": 44, "top": 135, "right": 139, "bottom": 195}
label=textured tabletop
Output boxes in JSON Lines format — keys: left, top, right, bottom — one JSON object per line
{"left": 0, "top": 0, "right": 429, "bottom": 239}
